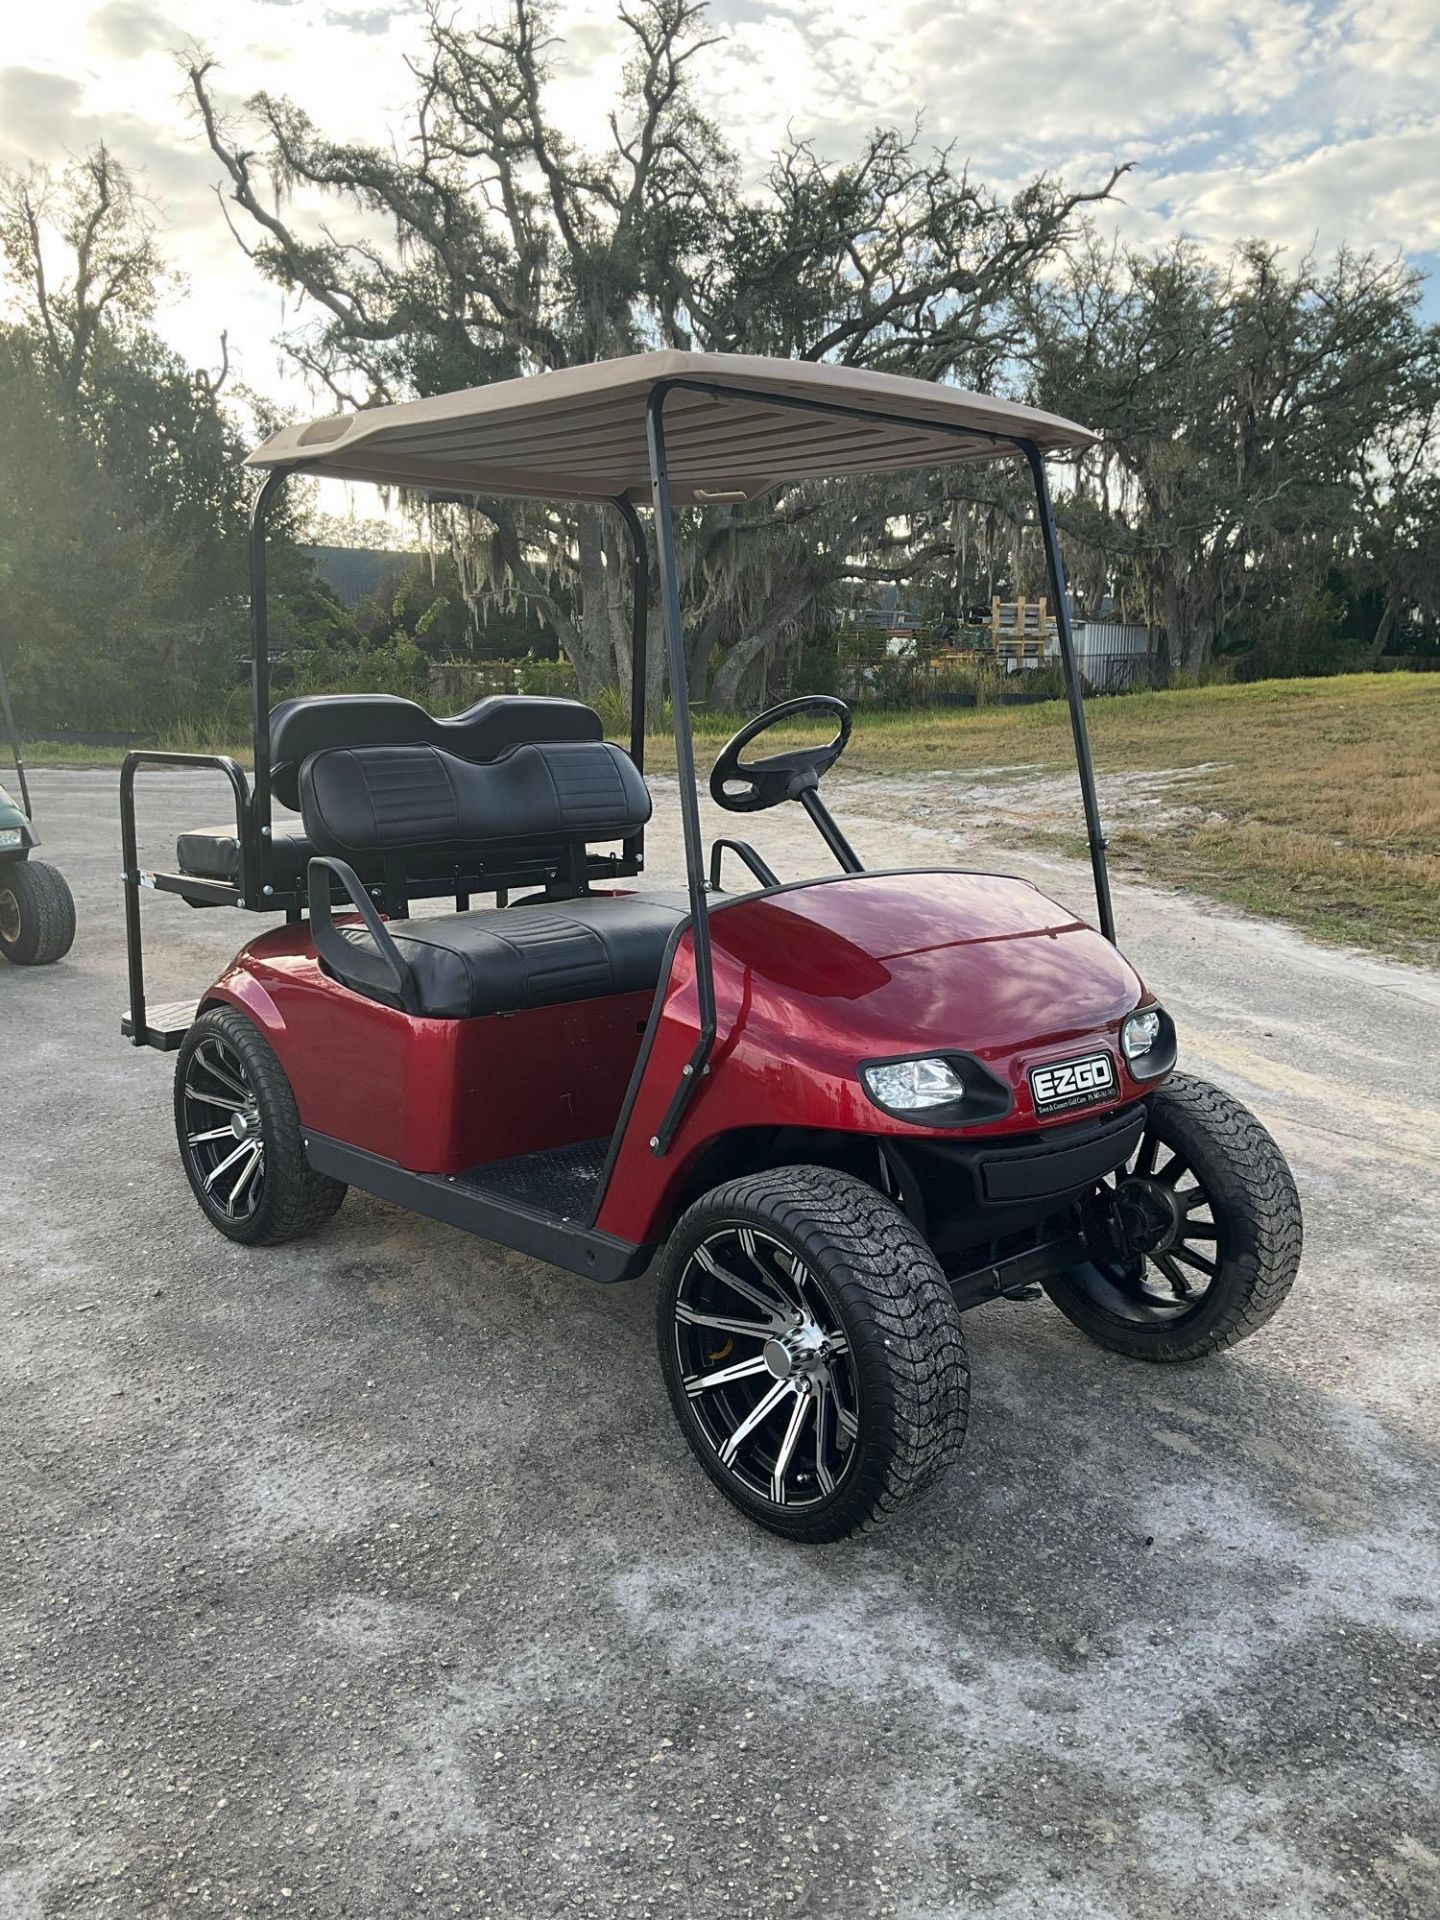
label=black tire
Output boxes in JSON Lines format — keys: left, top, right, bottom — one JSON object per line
{"left": 1044, "top": 1073, "right": 1301, "bottom": 1362}
{"left": 657, "top": 1165, "right": 969, "bottom": 1543}
{"left": 0, "top": 859, "right": 76, "bottom": 965}
{"left": 174, "top": 1007, "right": 346, "bottom": 1246}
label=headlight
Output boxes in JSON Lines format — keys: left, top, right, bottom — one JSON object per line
{"left": 0, "top": 828, "right": 22, "bottom": 848}
{"left": 862, "top": 1056, "right": 965, "bottom": 1111}
{"left": 1121, "top": 1009, "right": 1163, "bottom": 1061}
{"left": 1121, "top": 1009, "right": 1163, "bottom": 1059}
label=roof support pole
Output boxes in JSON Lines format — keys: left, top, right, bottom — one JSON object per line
{"left": 610, "top": 494, "right": 650, "bottom": 875}
{"left": 1021, "top": 441, "right": 1116, "bottom": 943}
{"left": 645, "top": 384, "right": 716, "bottom": 1154}
{"left": 248, "top": 465, "right": 291, "bottom": 898}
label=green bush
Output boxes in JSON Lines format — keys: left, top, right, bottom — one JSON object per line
{"left": 845, "top": 655, "right": 1017, "bottom": 710}
{"left": 284, "top": 632, "right": 430, "bottom": 700}
{"left": 515, "top": 652, "right": 578, "bottom": 696}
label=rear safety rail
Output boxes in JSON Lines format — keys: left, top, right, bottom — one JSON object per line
{"left": 120, "top": 751, "right": 253, "bottom": 1050}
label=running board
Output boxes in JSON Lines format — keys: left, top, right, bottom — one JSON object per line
{"left": 302, "top": 1132, "right": 654, "bottom": 1285}
{"left": 122, "top": 1000, "right": 197, "bottom": 1051}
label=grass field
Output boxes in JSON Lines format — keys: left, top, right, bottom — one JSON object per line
{"left": 20, "top": 673, "right": 1440, "bottom": 958}
{"left": 656, "top": 676, "right": 1440, "bottom": 956}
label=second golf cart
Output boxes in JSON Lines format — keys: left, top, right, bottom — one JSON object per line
{"left": 120, "top": 353, "right": 1302, "bottom": 1541}
{"left": 0, "top": 648, "right": 76, "bottom": 967}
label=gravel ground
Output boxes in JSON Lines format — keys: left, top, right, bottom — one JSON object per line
{"left": 2, "top": 765, "right": 1438, "bottom": 1920}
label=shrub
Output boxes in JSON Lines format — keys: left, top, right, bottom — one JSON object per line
{"left": 515, "top": 652, "right": 578, "bottom": 696}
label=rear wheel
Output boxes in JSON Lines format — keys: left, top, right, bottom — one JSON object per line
{"left": 657, "top": 1166, "right": 969, "bottom": 1542}
{"left": 0, "top": 859, "right": 76, "bottom": 965}
{"left": 1045, "top": 1074, "right": 1301, "bottom": 1361}
{"left": 174, "top": 1007, "right": 346, "bottom": 1246}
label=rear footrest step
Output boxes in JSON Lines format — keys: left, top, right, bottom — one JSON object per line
{"left": 122, "top": 1001, "right": 197, "bottom": 1051}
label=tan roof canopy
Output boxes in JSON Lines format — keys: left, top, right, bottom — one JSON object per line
{"left": 245, "top": 351, "right": 1095, "bottom": 505}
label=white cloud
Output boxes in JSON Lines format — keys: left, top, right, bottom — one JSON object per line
{"left": 1146, "top": 122, "right": 1440, "bottom": 261}
{"left": 88, "top": 1, "right": 182, "bottom": 59}
{"left": 0, "top": 0, "right": 1434, "bottom": 422}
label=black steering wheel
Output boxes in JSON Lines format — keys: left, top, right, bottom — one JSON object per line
{"left": 709, "top": 695, "right": 853, "bottom": 814}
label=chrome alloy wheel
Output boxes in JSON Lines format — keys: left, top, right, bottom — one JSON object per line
{"left": 672, "top": 1226, "right": 860, "bottom": 1508}
{"left": 180, "top": 1034, "right": 267, "bottom": 1223}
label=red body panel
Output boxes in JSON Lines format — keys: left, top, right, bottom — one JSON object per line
{"left": 206, "top": 922, "right": 649, "bottom": 1175}
{"left": 594, "top": 873, "right": 1151, "bottom": 1244}
{"left": 205, "top": 871, "right": 1155, "bottom": 1246}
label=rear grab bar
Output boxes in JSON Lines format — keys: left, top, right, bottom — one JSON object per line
{"left": 307, "top": 856, "right": 420, "bottom": 1016}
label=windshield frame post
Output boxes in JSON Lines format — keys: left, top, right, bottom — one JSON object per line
{"left": 1021, "top": 439, "right": 1115, "bottom": 942}
{"left": 643, "top": 382, "right": 717, "bottom": 1154}
{"left": 248, "top": 465, "right": 293, "bottom": 900}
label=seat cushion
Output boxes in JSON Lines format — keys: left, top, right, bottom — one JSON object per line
{"left": 337, "top": 890, "right": 691, "bottom": 1018}
{"left": 174, "top": 823, "right": 491, "bottom": 888}
{"left": 177, "top": 823, "right": 316, "bottom": 885}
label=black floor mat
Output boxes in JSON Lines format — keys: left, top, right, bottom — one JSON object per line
{"left": 456, "top": 1137, "right": 610, "bottom": 1221}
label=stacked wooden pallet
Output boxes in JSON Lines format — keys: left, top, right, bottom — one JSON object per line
{"left": 988, "top": 596, "right": 1055, "bottom": 666}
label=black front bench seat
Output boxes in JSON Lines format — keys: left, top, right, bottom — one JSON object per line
{"left": 337, "top": 891, "right": 691, "bottom": 1017}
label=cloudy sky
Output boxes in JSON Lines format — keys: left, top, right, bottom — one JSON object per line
{"left": 3, "top": 0, "right": 1438, "bottom": 418}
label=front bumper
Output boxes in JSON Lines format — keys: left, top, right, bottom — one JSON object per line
{"left": 974, "top": 1104, "right": 1146, "bottom": 1204}
{"left": 893, "top": 1101, "right": 1147, "bottom": 1260}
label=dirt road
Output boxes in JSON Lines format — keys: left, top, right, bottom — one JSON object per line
{"left": 2, "top": 765, "right": 1437, "bottom": 1918}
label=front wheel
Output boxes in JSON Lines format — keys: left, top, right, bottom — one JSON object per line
{"left": 0, "top": 859, "right": 76, "bottom": 965}
{"left": 657, "top": 1166, "right": 970, "bottom": 1543}
{"left": 1045, "top": 1074, "right": 1302, "bottom": 1361}
{"left": 174, "top": 1007, "right": 346, "bottom": 1246}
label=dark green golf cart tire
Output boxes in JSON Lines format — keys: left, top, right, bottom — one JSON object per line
{"left": 0, "top": 859, "right": 76, "bottom": 966}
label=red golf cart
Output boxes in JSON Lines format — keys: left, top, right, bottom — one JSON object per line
{"left": 120, "top": 354, "right": 1301, "bottom": 1541}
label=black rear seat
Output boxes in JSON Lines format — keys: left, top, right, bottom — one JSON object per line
{"left": 290, "top": 716, "right": 685, "bottom": 1019}
{"left": 173, "top": 822, "right": 472, "bottom": 887}
{"left": 175, "top": 692, "right": 606, "bottom": 888}
{"left": 338, "top": 891, "right": 690, "bottom": 1017}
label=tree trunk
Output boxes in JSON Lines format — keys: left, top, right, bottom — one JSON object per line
{"left": 710, "top": 581, "right": 817, "bottom": 710}
{"left": 1368, "top": 594, "right": 1397, "bottom": 664}
{"left": 1181, "top": 619, "right": 1210, "bottom": 678}
{"left": 1162, "top": 573, "right": 1186, "bottom": 674}
{"left": 644, "top": 605, "right": 666, "bottom": 719}
{"left": 572, "top": 508, "right": 619, "bottom": 702}
{"left": 684, "top": 600, "right": 729, "bottom": 703}
{"left": 1160, "top": 557, "right": 1219, "bottom": 678}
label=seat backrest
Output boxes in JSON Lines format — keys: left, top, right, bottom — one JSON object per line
{"left": 297, "top": 739, "right": 651, "bottom": 862}
{"left": 269, "top": 693, "right": 603, "bottom": 811}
